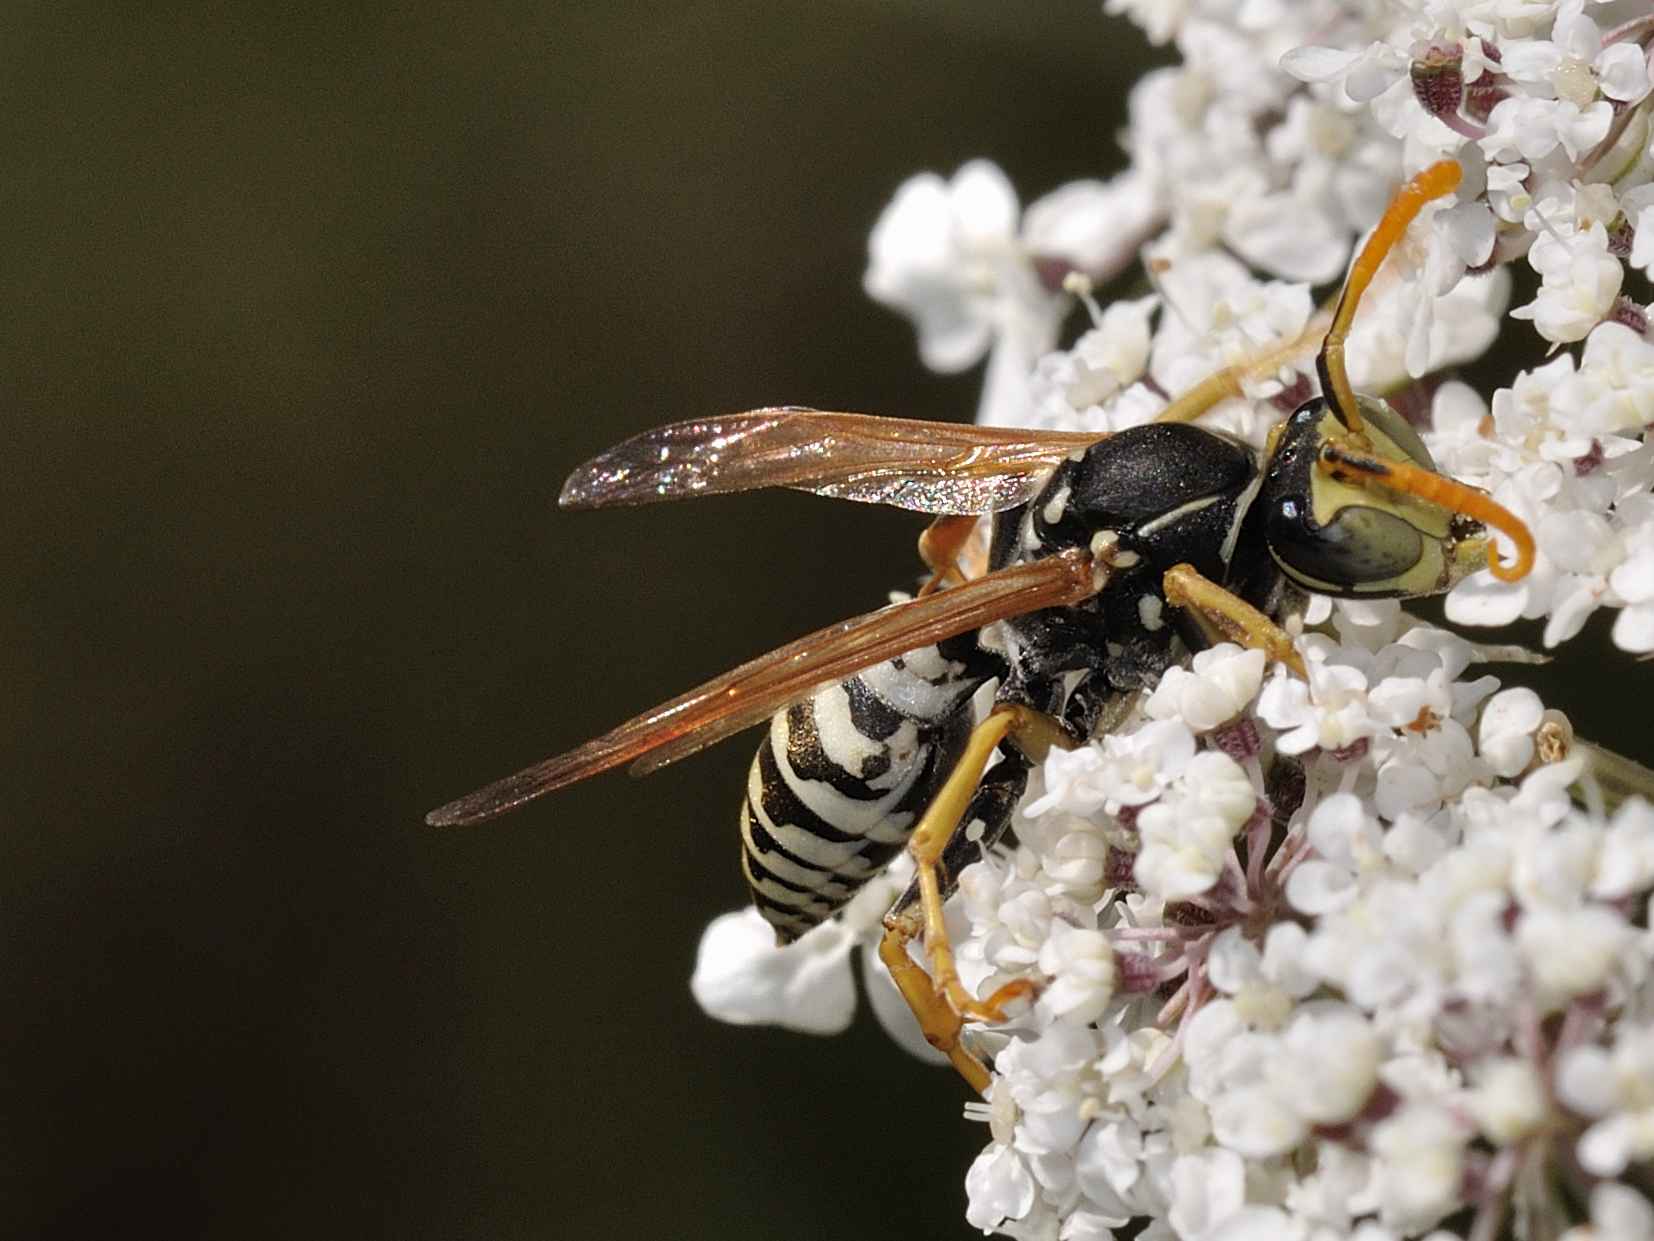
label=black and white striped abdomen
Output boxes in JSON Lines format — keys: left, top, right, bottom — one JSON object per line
{"left": 739, "top": 644, "right": 984, "bottom": 944}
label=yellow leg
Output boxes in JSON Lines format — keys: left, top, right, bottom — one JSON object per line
{"left": 1162, "top": 563, "right": 1306, "bottom": 677}
{"left": 879, "top": 927, "right": 992, "bottom": 1092}
{"left": 1154, "top": 366, "right": 1248, "bottom": 424}
{"left": 1153, "top": 308, "right": 1332, "bottom": 424}
{"left": 880, "top": 705, "right": 1076, "bottom": 1092}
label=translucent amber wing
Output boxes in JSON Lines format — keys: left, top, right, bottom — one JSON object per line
{"left": 558, "top": 408, "right": 1104, "bottom": 515}
{"left": 426, "top": 549, "right": 1099, "bottom": 826}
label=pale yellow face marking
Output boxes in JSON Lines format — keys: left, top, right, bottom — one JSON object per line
{"left": 1305, "top": 404, "right": 1454, "bottom": 597}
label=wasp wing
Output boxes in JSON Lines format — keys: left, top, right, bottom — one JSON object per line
{"left": 557, "top": 408, "right": 1105, "bottom": 516}
{"left": 426, "top": 548, "right": 1099, "bottom": 827}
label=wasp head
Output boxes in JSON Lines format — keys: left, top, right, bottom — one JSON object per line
{"left": 1256, "top": 394, "right": 1524, "bottom": 598}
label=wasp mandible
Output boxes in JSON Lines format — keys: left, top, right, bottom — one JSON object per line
{"left": 428, "top": 160, "right": 1535, "bottom": 1091}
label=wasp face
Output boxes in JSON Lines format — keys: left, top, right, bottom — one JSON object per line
{"left": 1258, "top": 395, "right": 1483, "bottom": 599}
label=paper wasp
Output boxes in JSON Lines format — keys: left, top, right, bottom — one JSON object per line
{"left": 428, "top": 161, "right": 1534, "bottom": 1090}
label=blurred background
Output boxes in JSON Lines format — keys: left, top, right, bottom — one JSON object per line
{"left": 2, "top": 4, "right": 1642, "bottom": 1239}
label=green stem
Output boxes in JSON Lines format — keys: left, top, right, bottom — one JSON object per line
{"left": 1576, "top": 739, "right": 1654, "bottom": 815}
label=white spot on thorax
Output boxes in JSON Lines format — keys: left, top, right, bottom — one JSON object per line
{"left": 1042, "top": 483, "right": 1071, "bottom": 527}
{"left": 1138, "top": 593, "right": 1165, "bottom": 631}
{"left": 976, "top": 620, "right": 1010, "bottom": 658}
{"left": 1136, "top": 493, "right": 1220, "bottom": 539}
{"left": 1021, "top": 508, "right": 1042, "bottom": 551}
{"left": 1221, "top": 467, "right": 1267, "bottom": 566}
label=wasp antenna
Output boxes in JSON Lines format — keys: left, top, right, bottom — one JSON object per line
{"left": 1319, "top": 444, "right": 1535, "bottom": 582}
{"left": 1318, "top": 160, "right": 1463, "bottom": 438}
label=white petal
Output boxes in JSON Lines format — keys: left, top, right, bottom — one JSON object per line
{"left": 1225, "top": 193, "right": 1347, "bottom": 283}
{"left": 1440, "top": 200, "right": 1495, "bottom": 267}
{"left": 1279, "top": 45, "right": 1360, "bottom": 84}
{"left": 1345, "top": 45, "right": 1407, "bottom": 102}
{"left": 965, "top": 1143, "right": 1037, "bottom": 1232}
{"left": 1479, "top": 687, "right": 1542, "bottom": 778}
{"left": 1587, "top": 1181, "right": 1654, "bottom": 1238}
{"left": 1166, "top": 1148, "right": 1245, "bottom": 1238}
{"left": 1578, "top": 1114, "right": 1637, "bottom": 1176}
{"left": 1376, "top": 761, "right": 1440, "bottom": 819}
{"left": 1613, "top": 604, "right": 1654, "bottom": 653}
{"left": 1024, "top": 170, "right": 1159, "bottom": 275}
{"left": 1599, "top": 44, "right": 1651, "bottom": 104}
{"left": 1446, "top": 573, "right": 1529, "bottom": 627}
{"left": 1306, "top": 792, "right": 1371, "bottom": 865}
{"left": 951, "top": 160, "right": 1019, "bottom": 241}
{"left": 1518, "top": 906, "right": 1634, "bottom": 1005}
{"left": 1593, "top": 800, "right": 1654, "bottom": 899}
{"left": 1210, "top": 1084, "right": 1308, "bottom": 1157}
{"left": 1207, "top": 1207, "right": 1304, "bottom": 1241}
{"left": 1287, "top": 860, "right": 1358, "bottom": 914}
{"left": 689, "top": 909, "right": 857, "bottom": 1034}
{"left": 1274, "top": 1009, "right": 1380, "bottom": 1124}
{"left": 1207, "top": 927, "right": 1261, "bottom": 994}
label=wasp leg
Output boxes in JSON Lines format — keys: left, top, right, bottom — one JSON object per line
{"left": 1162, "top": 563, "right": 1306, "bottom": 677}
{"left": 1153, "top": 310, "right": 1332, "bottom": 425}
{"left": 1153, "top": 366, "right": 1251, "bottom": 425}
{"left": 880, "top": 705, "right": 1073, "bottom": 1091}
{"left": 881, "top": 760, "right": 1030, "bottom": 1088}
{"left": 917, "top": 514, "right": 981, "bottom": 596}
{"left": 879, "top": 916, "right": 994, "bottom": 1092}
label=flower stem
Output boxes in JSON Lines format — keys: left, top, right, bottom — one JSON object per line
{"left": 1576, "top": 739, "right": 1654, "bottom": 813}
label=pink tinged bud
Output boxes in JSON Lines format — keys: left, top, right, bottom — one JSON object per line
{"left": 1114, "top": 949, "right": 1169, "bottom": 994}
{"left": 1411, "top": 46, "right": 1465, "bottom": 118}
{"left": 1608, "top": 296, "right": 1648, "bottom": 335}
{"left": 1165, "top": 900, "right": 1218, "bottom": 928}
{"left": 1210, "top": 716, "right": 1261, "bottom": 761}
{"left": 1463, "top": 78, "right": 1508, "bottom": 123}
{"left": 1031, "top": 254, "right": 1077, "bottom": 295}
{"left": 1328, "top": 736, "right": 1371, "bottom": 763}
{"left": 1574, "top": 439, "right": 1607, "bottom": 476}
{"left": 1607, "top": 213, "right": 1635, "bottom": 259}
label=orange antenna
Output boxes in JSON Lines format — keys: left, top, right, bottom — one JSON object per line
{"left": 1319, "top": 442, "right": 1535, "bottom": 581}
{"left": 1319, "top": 160, "right": 1463, "bottom": 437}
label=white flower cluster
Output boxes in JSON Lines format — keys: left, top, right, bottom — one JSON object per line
{"left": 953, "top": 611, "right": 1654, "bottom": 1241}
{"left": 689, "top": 2, "right": 1654, "bottom": 1239}
{"left": 866, "top": 0, "right": 1654, "bottom": 654}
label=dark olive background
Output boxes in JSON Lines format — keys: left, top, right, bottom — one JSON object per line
{"left": 2, "top": 4, "right": 1643, "bottom": 1239}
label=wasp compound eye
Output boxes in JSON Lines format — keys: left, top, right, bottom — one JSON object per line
{"left": 1267, "top": 497, "right": 1425, "bottom": 591}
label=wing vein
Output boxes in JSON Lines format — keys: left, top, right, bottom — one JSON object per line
{"left": 426, "top": 549, "right": 1099, "bottom": 827}
{"left": 557, "top": 409, "right": 1104, "bottom": 515}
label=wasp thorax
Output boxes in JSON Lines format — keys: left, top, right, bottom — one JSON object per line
{"left": 1054, "top": 423, "right": 1256, "bottom": 581}
{"left": 1259, "top": 395, "right": 1478, "bottom": 599}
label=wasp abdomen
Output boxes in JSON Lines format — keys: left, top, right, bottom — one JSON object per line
{"left": 739, "top": 646, "right": 981, "bottom": 944}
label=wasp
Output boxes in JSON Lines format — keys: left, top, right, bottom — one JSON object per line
{"left": 428, "top": 161, "right": 1535, "bottom": 1091}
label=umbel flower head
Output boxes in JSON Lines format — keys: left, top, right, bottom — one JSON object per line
{"left": 691, "top": 3, "right": 1654, "bottom": 1238}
